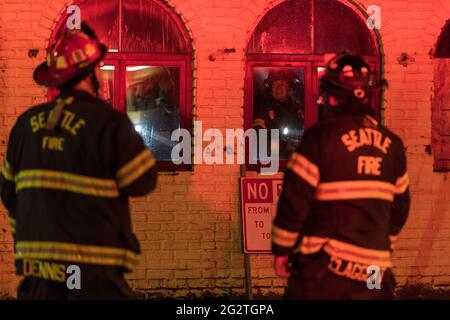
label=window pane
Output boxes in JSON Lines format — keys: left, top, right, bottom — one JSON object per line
{"left": 122, "top": 0, "right": 187, "bottom": 53}
{"left": 317, "top": 66, "right": 326, "bottom": 120}
{"left": 315, "top": 0, "right": 375, "bottom": 55}
{"left": 126, "top": 66, "right": 180, "bottom": 161}
{"left": 436, "top": 21, "right": 450, "bottom": 58}
{"left": 52, "top": 0, "right": 119, "bottom": 51}
{"left": 79, "top": 0, "right": 120, "bottom": 51}
{"left": 252, "top": 68, "right": 306, "bottom": 160}
{"left": 248, "top": 0, "right": 312, "bottom": 54}
{"left": 100, "top": 65, "right": 115, "bottom": 105}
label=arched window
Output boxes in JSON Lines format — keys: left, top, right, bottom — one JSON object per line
{"left": 435, "top": 21, "right": 450, "bottom": 58}
{"left": 245, "top": 0, "right": 381, "bottom": 169}
{"left": 433, "top": 20, "right": 450, "bottom": 171}
{"left": 50, "top": 0, "right": 193, "bottom": 170}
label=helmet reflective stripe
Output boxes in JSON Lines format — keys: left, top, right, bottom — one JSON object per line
{"left": 71, "top": 49, "right": 87, "bottom": 64}
{"left": 55, "top": 56, "right": 68, "bottom": 70}
{"left": 342, "top": 65, "right": 354, "bottom": 77}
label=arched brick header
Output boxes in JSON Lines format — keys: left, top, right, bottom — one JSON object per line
{"left": 244, "top": 0, "right": 382, "bottom": 58}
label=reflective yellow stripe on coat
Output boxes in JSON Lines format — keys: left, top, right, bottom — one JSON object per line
{"left": 1, "top": 160, "right": 14, "bottom": 182}
{"left": 295, "top": 236, "right": 392, "bottom": 268}
{"left": 15, "top": 169, "right": 119, "bottom": 198}
{"left": 288, "top": 152, "right": 320, "bottom": 188}
{"left": 272, "top": 226, "right": 299, "bottom": 248}
{"left": 116, "top": 149, "right": 156, "bottom": 188}
{"left": 8, "top": 216, "right": 16, "bottom": 234}
{"left": 315, "top": 180, "right": 396, "bottom": 202}
{"left": 15, "top": 241, "right": 140, "bottom": 271}
{"left": 394, "top": 172, "right": 409, "bottom": 194}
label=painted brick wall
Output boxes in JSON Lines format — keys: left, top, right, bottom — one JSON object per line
{"left": 1, "top": 0, "right": 450, "bottom": 298}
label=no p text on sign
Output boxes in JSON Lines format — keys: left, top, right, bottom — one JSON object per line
{"left": 240, "top": 178, "right": 283, "bottom": 253}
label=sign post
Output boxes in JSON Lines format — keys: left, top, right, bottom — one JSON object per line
{"left": 239, "top": 176, "right": 283, "bottom": 299}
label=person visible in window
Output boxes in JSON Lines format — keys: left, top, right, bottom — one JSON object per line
{"left": 272, "top": 53, "right": 410, "bottom": 300}
{"left": 253, "top": 69, "right": 305, "bottom": 159}
{"left": 128, "top": 67, "right": 179, "bottom": 160}
{"left": 0, "top": 23, "right": 157, "bottom": 300}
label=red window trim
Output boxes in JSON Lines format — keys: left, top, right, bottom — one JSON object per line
{"left": 116, "top": 56, "right": 193, "bottom": 172}
{"left": 244, "top": 61, "right": 314, "bottom": 172}
{"left": 433, "top": 21, "right": 450, "bottom": 171}
{"left": 46, "top": 55, "right": 193, "bottom": 172}
{"left": 47, "top": 0, "right": 194, "bottom": 172}
{"left": 244, "top": 54, "right": 381, "bottom": 173}
{"left": 244, "top": 2, "right": 382, "bottom": 173}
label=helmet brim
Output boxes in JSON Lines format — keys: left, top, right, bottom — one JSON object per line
{"left": 33, "top": 44, "right": 107, "bottom": 88}
{"left": 33, "top": 62, "right": 61, "bottom": 88}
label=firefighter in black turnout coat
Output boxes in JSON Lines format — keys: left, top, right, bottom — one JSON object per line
{"left": 0, "top": 24, "right": 157, "bottom": 299}
{"left": 272, "top": 53, "right": 410, "bottom": 300}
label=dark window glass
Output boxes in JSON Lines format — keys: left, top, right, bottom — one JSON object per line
{"left": 436, "top": 21, "right": 450, "bottom": 58}
{"left": 79, "top": 0, "right": 120, "bottom": 51}
{"left": 248, "top": 0, "right": 312, "bottom": 54}
{"left": 245, "top": 0, "right": 380, "bottom": 171}
{"left": 126, "top": 66, "right": 181, "bottom": 161}
{"left": 54, "top": 0, "right": 187, "bottom": 54}
{"left": 122, "top": 0, "right": 187, "bottom": 53}
{"left": 252, "top": 67, "right": 306, "bottom": 160}
{"left": 315, "top": 0, "right": 375, "bottom": 55}
{"left": 50, "top": 0, "right": 192, "bottom": 170}
{"left": 99, "top": 64, "right": 115, "bottom": 105}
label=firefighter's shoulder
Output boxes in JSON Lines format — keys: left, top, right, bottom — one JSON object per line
{"left": 370, "top": 124, "right": 405, "bottom": 155}
{"left": 18, "top": 101, "right": 53, "bottom": 119}
{"left": 74, "top": 97, "right": 129, "bottom": 129}
{"left": 106, "top": 106, "right": 135, "bottom": 127}
{"left": 93, "top": 106, "right": 139, "bottom": 142}
{"left": 377, "top": 122, "right": 405, "bottom": 149}
{"left": 75, "top": 96, "right": 114, "bottom": 117}
{"left": 13, "top": 101, "right": 54, "bottom": 131}
{"left": 300, "top": 116, "right": 334, "bottom": 141}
